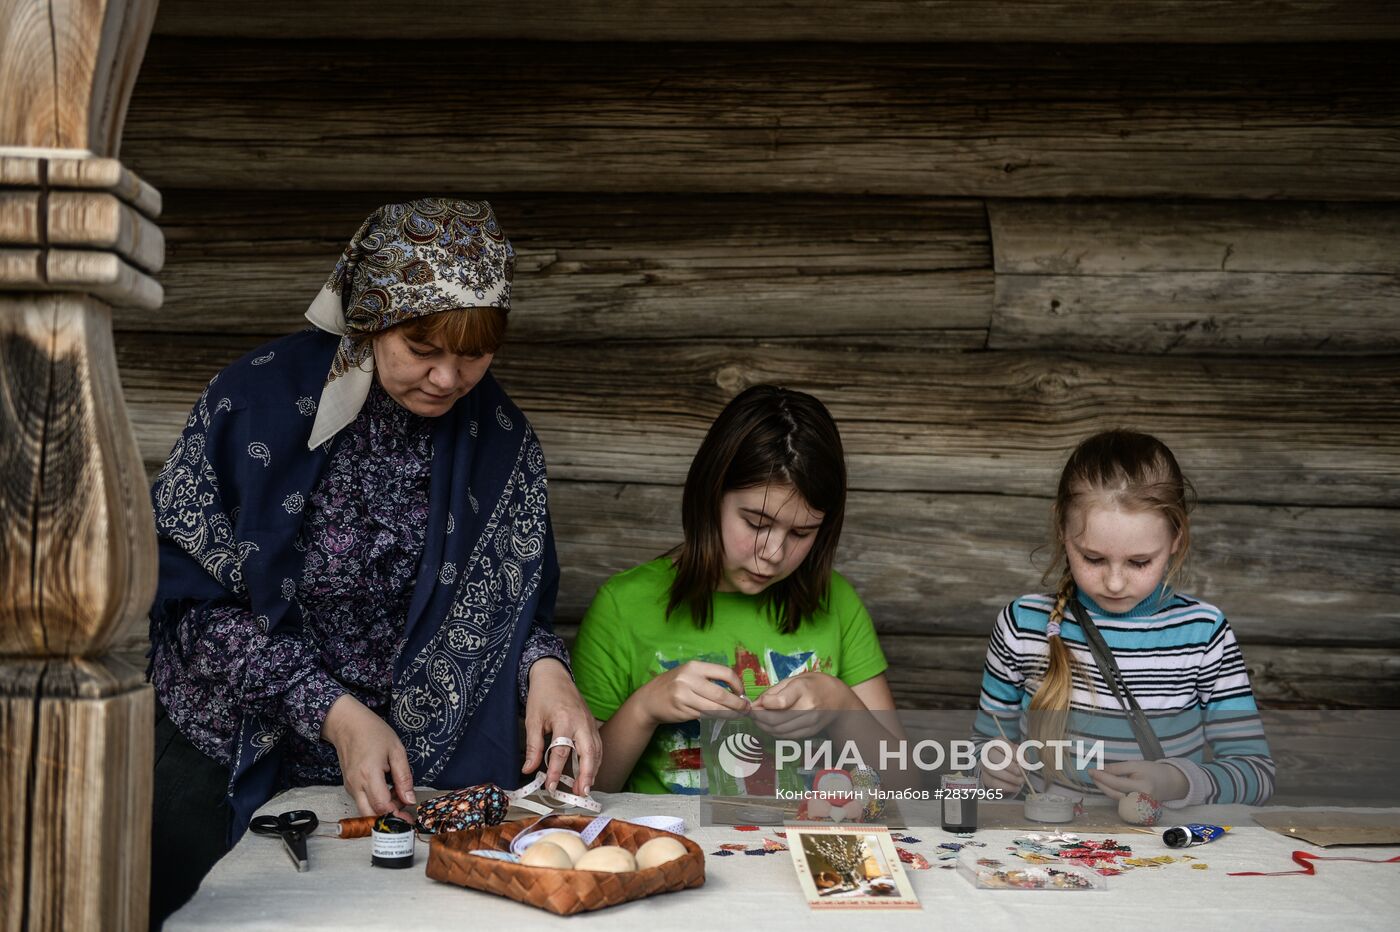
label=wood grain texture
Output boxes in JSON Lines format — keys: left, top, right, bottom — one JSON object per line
{"left": 0, "top": 662, "right": 41, "bottom": 932}
{"left": 0, "top": 190, "right": 41, "bottom": 241}
{"left": 0, "top": 248, "right": 164, "bottom": 308}
{"left": 0, "top": 0, "right": 58, "bottom": 149}
{"left": 0, "top": 658, "right": 151, "bottom": 932}
{"left": 990, "top": 271, "right": 1400, "bottom": 354}
{"left": 50, "top": 0, "right": 161, "bottom": 155}
{"left": 116, "top": 190, "right": 990, "bottom": 340}
{"left": 0, "top": 156, "right": 162, "bottom": 217}
{"left": 0, "top": 295, "right": 159, "bottom": 656}
{"left": 48, "top": 191, "right": 165, "bottom": 272}
{"left": 0, "top": 0, "right": 160, "bottom": 155}
{"left": 988, "top": 201, "right": 1400, "bottom": 275}
{"left": 987, "top": 200, "right": 1400, "bottom": 352}
{"left": 121, "top": 40, "right": 1400, "bottom": 199}
{"left": 149, "top": 1, "right": 1400, "bottom": 42}
{"left": 114, "top": 333, "right": 1400, "bottom": 507}
{"left": 25, "top": 665, "right": 150, "bottom": 931}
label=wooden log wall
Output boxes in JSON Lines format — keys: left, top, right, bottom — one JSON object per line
{"left": 111, "top": 1, "right": 1400, "bottom": 710}
{"left": 1, "top": 1, "right": 161, "bottom": 928}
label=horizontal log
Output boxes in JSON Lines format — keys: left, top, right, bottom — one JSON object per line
{"left": 115, "top": 190, "right": 991, "bottom": 341}
{"left": 990, "top": 272, "right": 1400, "bottom": 354}
{"left": 988, "top": 201, "right": 1400, "bottom": 275}
{"left": 122, "top": 40, "right": 1400, "bottom": 199}
{"left": 114, "top": 334, "right": 1400, "bottom": 507}
{"left": 986, "top": 200, "right": 1400, "bottom": 352}
{"left": 0, "top": 247, "right": 164, "bottom": 309}
{"left": 149, "top": 1, "right": 1400, "bottom": 42}
{"left": 48, "top": 192, "right": 166, "bottom": 273}
{"left": 0, "top": 156, "right": 162, "bottom": 218}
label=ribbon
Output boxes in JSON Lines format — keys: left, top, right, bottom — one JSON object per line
{"left": 1229, "top": 850, "right": 1400, "bottom": 877}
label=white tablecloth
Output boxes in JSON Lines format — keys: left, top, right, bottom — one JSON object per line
{"left": 169, "top": 788, "right": 1400, "bottom": 931}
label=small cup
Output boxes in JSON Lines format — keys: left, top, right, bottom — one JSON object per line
{"left": 371, "top": 815, "right": 416, "bottom": 869}
{"left": 1023, "top": 794, "right": 1076, "bottom": 824}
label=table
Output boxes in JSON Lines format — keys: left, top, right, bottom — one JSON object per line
{"left": 169, "top": 788, "right": 1400, "bottom": 931}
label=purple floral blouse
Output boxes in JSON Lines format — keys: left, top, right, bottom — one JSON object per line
{"left": 151, "top": 383, "right": 568, "bottom": 786}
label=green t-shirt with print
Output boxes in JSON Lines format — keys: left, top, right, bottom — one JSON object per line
{"left": 572, "top": 557, "right": 888, "bottom": 795}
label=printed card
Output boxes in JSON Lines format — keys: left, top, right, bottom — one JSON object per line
{"left": 785, "top": 824, "right": 919, "bottom": 910}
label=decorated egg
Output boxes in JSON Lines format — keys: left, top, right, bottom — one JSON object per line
{"left": 1118, "top": 791, "right": 1163, "bottom": 826}
{"left": 635, "top": 836, "right": 687, "bottom": 870}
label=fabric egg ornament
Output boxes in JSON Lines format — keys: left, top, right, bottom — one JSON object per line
{"left": 1118, "top": 791, "right": 1164, "bottom": 826}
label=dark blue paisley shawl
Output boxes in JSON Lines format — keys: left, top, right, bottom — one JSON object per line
{"left": 149, "top": 328, "right": 557, "bottom": 842}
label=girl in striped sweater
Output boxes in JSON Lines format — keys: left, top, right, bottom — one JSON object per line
{"left": 976, "top": 430, "right": 1274, "bottom": 807}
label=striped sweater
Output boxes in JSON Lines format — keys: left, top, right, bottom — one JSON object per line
{"left": 975, "top": 586, "right": 1274, "bottom": 806}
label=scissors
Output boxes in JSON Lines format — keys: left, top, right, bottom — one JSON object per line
{"left": 249, "top": 809, "right": 319, "bottom": 872}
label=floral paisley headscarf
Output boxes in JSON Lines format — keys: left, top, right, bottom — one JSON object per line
{"left": 303, "top": 198, "right": 515, "bottom": 449}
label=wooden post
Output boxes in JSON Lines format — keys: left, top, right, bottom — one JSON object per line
{"left": 1, "top": 1, "right": 162, "bottom": 930}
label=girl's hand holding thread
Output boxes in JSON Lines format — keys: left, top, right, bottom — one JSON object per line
{"left": 1089, "top": 759, "right": 1188, "bottom": 803}
{"left": 638, "top": 660, "right": 751, "bottom": 725}
{"left": 322, "top": 694, "right": 416, "bottom": 819}
{"left": 979, "top": 740, "right": 1031, "bottom": 794}
{"left": 751, "top": 671, "right": 854, "bottom": 738}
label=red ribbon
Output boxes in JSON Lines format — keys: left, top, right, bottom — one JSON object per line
{"left": 1229, "top": 850, "right": 1400, "bottom": 877}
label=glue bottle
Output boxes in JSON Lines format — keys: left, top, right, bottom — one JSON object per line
{"left": 371, "top": 815, "right": 416, "bottom": 868}
{"left": 940, "top": 772, "right": 979, "bottom": 833}
{"left": 1163, "top": 823, "right": 1228, "bottom": 848}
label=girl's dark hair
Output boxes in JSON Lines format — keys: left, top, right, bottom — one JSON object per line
{"left": 668, "top": 385, "right": 847, "bottom": 634}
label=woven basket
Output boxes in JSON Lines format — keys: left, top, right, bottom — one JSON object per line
{"left": 426, "top": 816, "right": 706, "bottom": 915}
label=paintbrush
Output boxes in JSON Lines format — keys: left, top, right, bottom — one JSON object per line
{"left": 989, "top": 712, "right": 1041, "bottom": 799}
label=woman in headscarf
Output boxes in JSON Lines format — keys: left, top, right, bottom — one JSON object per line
{"left": 146, "top": 198, "right": 598, "bottom": 924}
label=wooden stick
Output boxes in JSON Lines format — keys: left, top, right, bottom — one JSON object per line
{"left": 989, "top": 713, "right": 1040, "bottom": 799}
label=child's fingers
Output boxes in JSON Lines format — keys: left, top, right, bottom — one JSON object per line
{"left": 700, "top": 679, "right": 751, "bottom": 712}
{"left": 686, "top": 661, "right": 746, "bottom": 697}
{"left": 980, "top": 769, "right": 1022, "bottom": 794}
{"left": 754, "top": 686, "right": 794, "bottom": 711}
{"left": 1088, "top": 768, "right": 1136, "bottom": 799}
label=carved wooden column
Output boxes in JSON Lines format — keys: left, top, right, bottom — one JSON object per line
{"left": 1, "top": 1, "right": 162, "bottom": 929}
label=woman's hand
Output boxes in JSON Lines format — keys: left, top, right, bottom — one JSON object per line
{"left": 637, "top": 661, "right": 751, "bottom": 726}
{"left": 522, "top": 659, "right": 602, "bottom": 796}
{"left": 322, "top": 694, "right": 416, "bottom": 818}
{"left": 750, "top": 671, "right": 854, "bottom": 738}
{"left": 1089, "top": 760, "right": 1189, "bottom": 802}
{"left": 979, "top": 740, "right": 1030, "bottom": 795}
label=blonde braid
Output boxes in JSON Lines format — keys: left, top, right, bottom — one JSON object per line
{"left": 1029, "top": 570, "right": 1078, "bottom": 788}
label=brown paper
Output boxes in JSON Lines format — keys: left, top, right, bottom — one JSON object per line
{"left": 1251, "top": 810, "right": 1400, "bottom": 847}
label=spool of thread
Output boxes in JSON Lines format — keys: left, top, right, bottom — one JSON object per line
{"left": 371, "top": 815, "right": 416, "bottom": 869}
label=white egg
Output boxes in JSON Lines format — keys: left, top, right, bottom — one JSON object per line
{"left": 538, "top": 832, "right": 589, "bottom": 865}
{"left": 520, "top": 841, "right": 573, "bottom": 869}
{"left": 574, "top": 845, "right": 637, "bottom": 873}
{"left": 635, "top": 836, "right": 687, "bottom": 870}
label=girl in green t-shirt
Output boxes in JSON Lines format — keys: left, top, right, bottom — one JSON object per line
{"left": 573, "top": 385, "right": 898, "bottom": 794}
